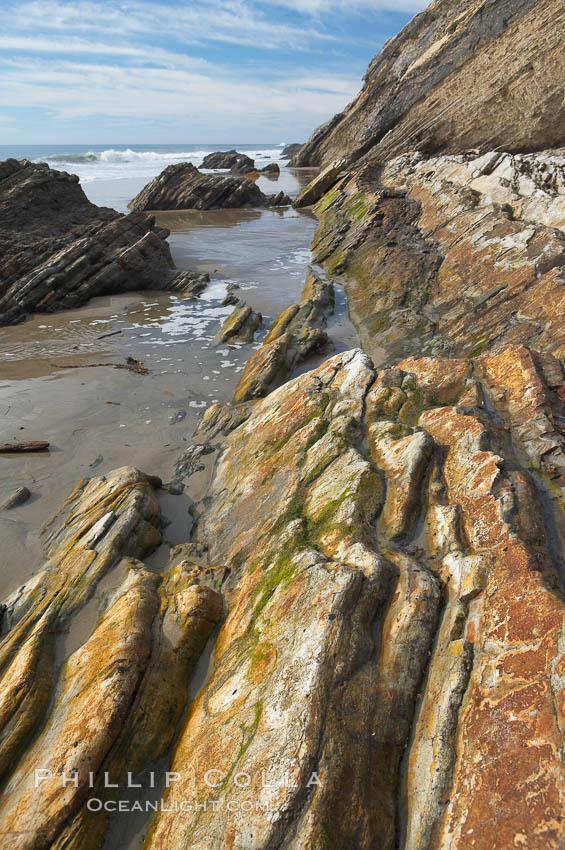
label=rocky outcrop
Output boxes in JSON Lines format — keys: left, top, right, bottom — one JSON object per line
{"left": 0, "top": 159, "right": 207, "bottom": 325}
{"left": 311, "top": 150, "right": 565, "bottom": 365}
{"left": 294, "top": 0, "right": 565, "bottom": 168}
{"left": 261, "top": 162, "right": 280, "bottom": 176}
{"left": 281, "top": 143, "right": 303, "bottom": 159}
{"left": 0, "top": 465, "right": 222, "bottom": 848}
{"left": 232, "top": 269, "right": 334, "bottom": 403}
{"left": 201, "top": 150, "right": 252, "bottom": 170}
{"left": 129, "top": 162, "right": 291, "bottom": 211}
{"left": 230, "top": 155, "right": 255, "bottom": 175}
{"left": 2, "top": 349, "right": 565, "bottom": 848}
{"left": 216, "top": 298, "right": 263, "bottom": 344}
{"left": 294, "top": 158, "right": 348, "bottom": 207}
{"left": 141, "top": 345, "right": 565, "bottom": 850}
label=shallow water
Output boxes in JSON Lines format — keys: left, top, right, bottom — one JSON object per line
{"left": 0, "top": 165, "right": 358, "bottom": 597}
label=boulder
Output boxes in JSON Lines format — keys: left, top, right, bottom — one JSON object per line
{"left": 261, "top": 162, "right": 280, "bottom": 176}
{"left": 128, "top": 162, "right": 291, "bottom": 211}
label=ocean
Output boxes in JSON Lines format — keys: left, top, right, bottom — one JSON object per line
{"left": 0, "top": 143, "right": 287, "bottom": 184}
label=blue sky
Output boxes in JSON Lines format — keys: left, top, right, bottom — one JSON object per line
{"left": 0, "top": 0, "right": 427, "bottom": 143}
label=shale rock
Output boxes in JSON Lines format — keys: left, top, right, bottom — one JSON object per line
{"left": 0, "top": 466, "right": 222, "bottom": 848}
{"left": 146, "top": 345, "right": 565, "bottom": 849}
{"left": 294, "top": 157, "right": 349, "bottom": 207}
{"left": 232, "top": 268, "right": 334, "bottom": 403}
{"left": 312, "top": 150, "right": 565, "bottom": 364}
{"left": 3, "top": 346, "right": 565, "bottom": 848}
{"left": 216, "top": 299, "right": 262, "bottom": 344}
{"left": 0, "top": 159, "right": 207, "bottom": 326}
{"left": 295, "top": 0, "right": 565, "bottom": 167}
{"left": 129, "top": 162, "right": 291, "bottom": 211}
{"left": 201, "top": 150, "right": 251, "bottom": 170}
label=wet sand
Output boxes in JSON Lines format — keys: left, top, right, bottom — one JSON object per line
{"left": 0, "top": 166, "right": 358, "bottom": 600}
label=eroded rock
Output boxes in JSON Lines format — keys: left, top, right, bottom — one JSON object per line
{"left": 294, "top": 0, "right": 565, "bottom": 167}
{"left": 232, "top": 268, "right": 335, "bottom": 403}
{"left": 128, "top": 163, "right": 291, "bottom": 211}
{"left": 216, "top": 299, "right": 263, "bottom": 344}
{"left": 3, "top": 346, "right": 565, "bottom": 848}
{"left": 0, "top": 467, "right": 223, "bottom": 848}
{"left": 312, "top": 151, "right": 565, "bottom": 363}
{"left": 0, "top": 159, "right": 208, "bottom": 326}
{"left": 145, "top": 345, "right": 565, "bottom": 848}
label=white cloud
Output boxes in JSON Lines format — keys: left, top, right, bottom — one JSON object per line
{"left": 0, "top": 0, "right": 422, "bottom": 138}
{"left": 5, "top": 0, "right": 340, "bottom": 51}
{"left": 0, "top": 55, "right": 359, "bottom": 128}
{"left": 266, "top": 0, "right": 427, "bottom": 12}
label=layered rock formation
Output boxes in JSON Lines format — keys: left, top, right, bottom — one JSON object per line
{"left": 281, "top": 143, "right": 303, "bottom": 159}
{"left": 232, "top": 269, "right": 334, "bottom": 403}
{"left": 311, "top": 150, "right": 565, "bottom": 365}
{"left": 294, "top": 0, "right": 565, "bottom": 167}
{"left": 216, "top": 298, "right": 263, "bottom": 344}
{"left": 149, "top": 345, "right": 564, "bottom": 849}
{"left": 129, "top": 163, "right": 291, "bottom": 212}
{"left": 0, "top": 466, "right": 222, "bottom": 848}
{"left": 3, "top": 2, "right": 565, "bottom": 846}
{"left": 0, "top": 159, "right": 208, "bottom": 326}
{"left": 2, "top": 344, "right": 564, "bottom": 848}
{"left": 201, "top": 150, "right": 252, "bottom": 171}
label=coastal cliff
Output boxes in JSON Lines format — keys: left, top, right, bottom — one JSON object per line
{"left": 294, "top": 0, "right": 565, "bottom": 168}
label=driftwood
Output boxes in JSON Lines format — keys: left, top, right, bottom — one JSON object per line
{"left": 0, "top": 441, "right": 50, "bottom": 453}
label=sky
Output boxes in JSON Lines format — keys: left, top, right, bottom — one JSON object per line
{"left": 0, "top": 0, "right": 428, "bottom": 144}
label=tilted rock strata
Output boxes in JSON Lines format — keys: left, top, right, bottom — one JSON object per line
{"left": 281, "top": 143, "right": 303, "bottom": 159}
{"left": 200, "top": 150, "right": 252, "bottom": 170}
{"left": 293, "top": 157, "right": 348, "bottom": 208}
{"left": 232, "top": 268, "right": 334, "bottom": 403}
{"left": 0, "top": 347, "right": 563, "bottom": 847}
{"left": 0, "top": 467, "right": 222, "bottom": 848}
{"left": 294, "top": 0, "right": 565, "bottom": 167}
{"left": 0, "top": 159, "right": 207, "bottom": 326}
{"left": 311, "top": 151, "right": 565, "bottom": 365}
{"left": 129, "top": 162, "right": 291, "bottom": 211}
{"left": 216, "top": 299, "right": 263, "bottom": 344}
{"left": 141, "top": 346, "right": 565, "bottom": 849}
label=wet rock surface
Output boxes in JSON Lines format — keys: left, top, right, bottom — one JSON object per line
{"left": 232, "top": 268, "right": 335, "bottom": 403}
{"left": 0, "top": 159, "right": 207, "bottom": 326}
{"left": 128, "top": 162, "right": 291, "bottom": 211}
{"left": 216, "top": 298, "right": 263, "bottom": 344}
{"left": 294, "top": 0, "right": 565, "bottom": 167}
